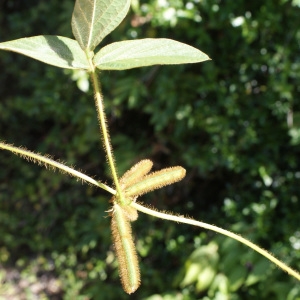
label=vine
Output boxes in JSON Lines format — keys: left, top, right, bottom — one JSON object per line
{"left": 0, "top": 0, "right": 299, "bottom": 295}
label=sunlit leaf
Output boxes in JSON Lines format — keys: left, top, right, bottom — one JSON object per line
{"left": 0, "top": 36, "right": 89, "bottom": 69}
{"left": 94, "top": 38, "right": 210, "bottom": 70}
{"left": 72, "top": 0, "right": 131, "bottom": 51}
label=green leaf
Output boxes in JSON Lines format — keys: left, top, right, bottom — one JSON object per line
{"left": 93, "top": 38, "right": 210, "bottom": 70}
{"left": 0, "top": 36, "right": 90, "bottom": 70}
{"left": 72, "top": 0, "right": 131, "bottom": 51}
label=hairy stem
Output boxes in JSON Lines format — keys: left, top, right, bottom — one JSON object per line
{"left": 0, "top": 141, "right": 115, "bottom": 194}
{"left": 132, "top": 202, "right": 300, "bottom": 282}
{"left": 86, "top": 51, "right": 123, "bottom": 201}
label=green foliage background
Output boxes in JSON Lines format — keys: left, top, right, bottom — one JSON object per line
{"left": 1, "top": 0, "right": 300, "bottom": 299}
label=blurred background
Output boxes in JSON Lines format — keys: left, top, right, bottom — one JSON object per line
{"left": 0, "top": 0, "right": 300, "bottom": 299}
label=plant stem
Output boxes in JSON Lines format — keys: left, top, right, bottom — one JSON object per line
{"left": 87, "top": 53, "right": 123, "bottom": 200}
{"left": 0, "top": 141, "right": 116, "bottom": 195}
{"left": 132, "top": 202, "right": 300, "bottom": 282}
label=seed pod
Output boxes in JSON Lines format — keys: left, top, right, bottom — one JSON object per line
{"left": 120, "top": 159, "right": 153, "bottom": 189}
{"left": 125, "top": 166, "right": 186, "bottom": 197}
{"left": 111, "top": 204, "right": 140, "bottom": 294}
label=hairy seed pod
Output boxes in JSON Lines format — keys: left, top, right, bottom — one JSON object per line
{"left": 111, "top": 204, "right": 140, "bottom": 294}
{"left": 125, "top": 166, "right": 186, "bottom": 197}
{"left": 120, "top": 159, "right": 153, "bottom": 189}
